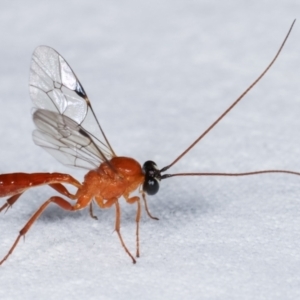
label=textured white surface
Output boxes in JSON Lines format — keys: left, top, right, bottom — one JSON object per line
{"left": 0, "top": 1, "right": 300, "bottom": 299}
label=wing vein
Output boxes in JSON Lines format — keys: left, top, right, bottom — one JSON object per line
{"left": 30, "top": 46, "right": 116, "bottom": 170}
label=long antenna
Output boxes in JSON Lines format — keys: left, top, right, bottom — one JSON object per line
{"left": 161, "top": 170, "right": 300, "bottom": 179}
{"left": 160, "top": 20, "right": 296, "bottom": 173}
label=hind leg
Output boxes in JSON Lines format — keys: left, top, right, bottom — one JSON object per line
{"left": 0, "top": 193, "right": 23, "bottom": 213}
{"left": 0, "top": 196, "right": 75, "bottom": 265}
{"left": 0, "top": 183, "right": 78, "bottom": 213}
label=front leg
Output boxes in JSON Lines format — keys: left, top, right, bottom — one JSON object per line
{"left": 141, "top": 192, "right": 159, "bottom": 220}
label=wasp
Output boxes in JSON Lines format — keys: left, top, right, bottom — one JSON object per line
{"left": 0, "top": 21, "right": 298, "bottom": 265}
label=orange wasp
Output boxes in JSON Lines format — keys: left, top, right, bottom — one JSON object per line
{"left": 0, "top": 21, "right": 299, "bottom": 265}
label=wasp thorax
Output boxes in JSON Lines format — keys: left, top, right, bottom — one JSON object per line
{"left": 142, "top": 160, "right": 161, "bottom": 195}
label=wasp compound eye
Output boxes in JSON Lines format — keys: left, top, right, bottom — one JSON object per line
{"left": 143, "top": 177, "right": 160, "bottom": 195}
{"left": 142, "top": 161, "right": 161, "bottom": 195}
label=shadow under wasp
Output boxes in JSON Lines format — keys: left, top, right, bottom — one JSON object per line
{"left": 0, "top": 20, "right": 298, "bottom": 265}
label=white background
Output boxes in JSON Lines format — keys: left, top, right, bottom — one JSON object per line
{"left": 0, "top": 1, "right": 300, "bottom": 299}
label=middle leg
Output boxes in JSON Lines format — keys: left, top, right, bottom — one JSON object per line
{"left": 124, "top": 195, "right": 141, "bottom": 258}
{"left": 115, "top": 200, "right": 136, "bottom": 264}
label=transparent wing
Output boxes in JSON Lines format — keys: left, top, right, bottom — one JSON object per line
{"left": 29, "top": 45, "right": 116, "bottom": 169}
{"left": 33, "top": 109, "right": 111, "bottom": 169}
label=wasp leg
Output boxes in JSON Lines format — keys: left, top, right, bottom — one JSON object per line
{"left": 142, "top": 192, "right": 159, "bottom": 220}
{"left": 89, "top": 202, "right": 98, "bottom": 220}
{"left": 115, "top": 200, "right": 136, "bottom": 264}
{"left": 0, "top": 196, "right": 75, "bottom": 266}
{"left": 0, "top": 173, "right": 82, "bottom": 213}
{"left": 0, "top": 193, "right": 23, "bottom": 213}
{"left": 94, "top": 196, "right": 136, "bottom": 263}
{"left": 49, "top": 183, "right": 78, "bottom": 200}
{"left": 124, "top": 195, "right": 141, "bottom": 258}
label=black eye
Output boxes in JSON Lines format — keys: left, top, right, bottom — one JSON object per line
{"left": 143, "top": 178, "right": 160, "bottom": 195}
{"left": 142, "top": 160, "right": 161, "bottom": 195}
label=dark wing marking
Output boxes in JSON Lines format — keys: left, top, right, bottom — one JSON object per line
{"left": 29, "top": 46, "right": 116, "bottom": 168}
